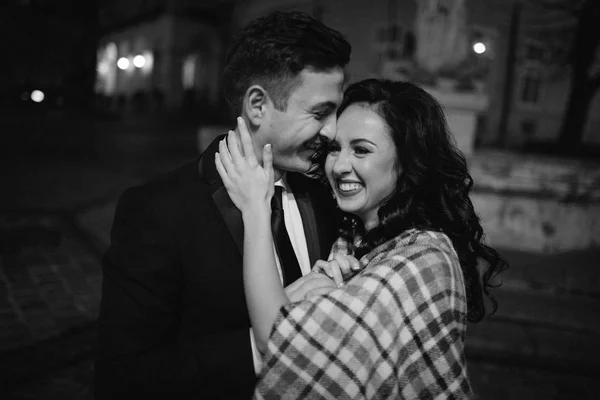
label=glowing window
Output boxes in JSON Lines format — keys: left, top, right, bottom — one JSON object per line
{"left": 182, "top": 55, "right": 196, "bottom": 89}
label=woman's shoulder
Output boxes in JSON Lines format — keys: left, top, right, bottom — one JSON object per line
{"left": 362, "top": 229, "right": 461, "bottom": 282}
{"left": 365, "top": 229, "right": 456, "bottom": 262}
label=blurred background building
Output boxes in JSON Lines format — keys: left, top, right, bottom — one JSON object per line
{"left": 92, "top": 0, "right": 600, "bottom": 153}
{"left": 95, "top": 0, "right": 234, "bottom": 121}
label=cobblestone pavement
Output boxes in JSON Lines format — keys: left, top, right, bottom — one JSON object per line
{"left": 1, "top": 114, "right": 599, "bottom": 399}
{"left": 0, "top": 213, "right": 99, "bottom": 398}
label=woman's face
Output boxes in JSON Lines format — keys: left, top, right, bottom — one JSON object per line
{"left": 325, "top": 103, "right": 399, "bottom": 230}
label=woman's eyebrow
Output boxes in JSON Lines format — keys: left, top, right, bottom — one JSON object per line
{"left": 350, "top": 138, "right": 377, "bottom": 147}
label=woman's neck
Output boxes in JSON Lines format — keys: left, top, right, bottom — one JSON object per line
{"left": 362, "top": 217, "right": 379, "bottom": 233}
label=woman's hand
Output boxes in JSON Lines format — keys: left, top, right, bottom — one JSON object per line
{"left": 284, "top": 272, "right": 338, "bottom": 302}
{"left": 215, "top": 117, "right": 274, "bottom": 215}
{"left": 312, "top": 254, "right": 362, "bottom": 284}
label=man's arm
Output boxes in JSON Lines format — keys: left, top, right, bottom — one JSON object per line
{"left": 94, "top": 187, "right": 255, "bottom": 398}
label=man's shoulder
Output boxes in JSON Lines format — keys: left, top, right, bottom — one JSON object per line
{"left": 119, "top": 157, "right": 204, "bottom": 207}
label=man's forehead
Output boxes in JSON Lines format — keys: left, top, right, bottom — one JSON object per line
{"left": 291, "top": 68, "right": 345, "bottom": 106}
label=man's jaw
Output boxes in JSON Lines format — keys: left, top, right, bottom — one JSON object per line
{"left": 273, "top": 167, "right": 283, "bottom": 182}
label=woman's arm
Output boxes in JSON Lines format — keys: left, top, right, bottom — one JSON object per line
{"left": 241, "top": 206, "right": 287, "bottom": 353}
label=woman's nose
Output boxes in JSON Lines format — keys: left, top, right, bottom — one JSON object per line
{"left": 332, "top": 151, "right": 351, "bottom": 175}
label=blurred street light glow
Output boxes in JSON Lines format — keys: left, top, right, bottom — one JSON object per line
{"left": 117, "top": 57, "right": 130, "bottom": 70}
{"left": 133, "top": 55, "right": 146, "bottom": 68}
{"left": 31, "top": 90, "right": 44, "bottom": 103}
{"left": 473, "top": 42, "right": 486, "bottom": 54}
{"left": 98, "top": 62, "right": 109, "bottom": 75}
{"left": 141, "top": 51, "right": 154, "bottom": 75}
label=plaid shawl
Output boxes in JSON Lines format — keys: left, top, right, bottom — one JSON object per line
{"left": 254, "top": 229, "right": 472, "bottom": 399}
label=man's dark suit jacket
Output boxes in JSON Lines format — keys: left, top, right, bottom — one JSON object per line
{"left": 94, "top": 136, "right": 340, "bottom": 399}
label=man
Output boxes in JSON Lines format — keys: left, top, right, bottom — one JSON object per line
{"left": 94, "top": 10, "right": 351, "bottom": 399}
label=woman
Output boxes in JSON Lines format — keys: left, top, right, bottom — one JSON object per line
{"left": 216, "top": 79, "right": 506, "bottom": 399}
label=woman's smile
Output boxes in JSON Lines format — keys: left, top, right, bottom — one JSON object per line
{"left": 335, "top": 179, "right": 364, "bottom": 197}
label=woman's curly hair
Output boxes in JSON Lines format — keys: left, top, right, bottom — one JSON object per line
{"left": 335, "top": 79, "right": 508, "bottom": 323}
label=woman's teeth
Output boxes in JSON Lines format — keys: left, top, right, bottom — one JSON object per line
{"left": 339, "top": 183, "right": 361, "bottom": 191}
{"left": 338, "top": 182, "right": 363, "bottom": 195}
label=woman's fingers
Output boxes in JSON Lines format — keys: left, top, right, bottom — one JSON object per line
{"left": 347, "top": 255, "right": 361, "bottom": 271}
{"left": 333, "top": 254, "right": 350, "bottom": 273}
{"left": 312, "top": 260, "right": 343, "bottom": 287}
{"left": 237, "top": 117, "right": 258, "bottom": 167}
{"left": 227, "top": 130, "right": 245, "bottom": 170}
{"left": 263, "top": 143, "right": 273, "bottom": 186}
{"left": 328, "top": 261, "right": 344, "bottom": 287}
{"left": 214, "top": 152, "right": 231, "bottom": 187}
{"left": 218, "top": 138, "right": 235, "bottom": 176}
{"left": 311, "top": 260, "right": 328, "bottom": 275}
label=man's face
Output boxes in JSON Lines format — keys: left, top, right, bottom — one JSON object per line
{"left": 260, "top": 67, "right": 344, "bottom": 176}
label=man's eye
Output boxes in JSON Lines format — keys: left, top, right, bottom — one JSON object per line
{"left": 314, "top": 109, "right": 331, "bottom": 120}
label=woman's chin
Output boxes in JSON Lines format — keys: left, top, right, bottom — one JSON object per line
{"left": 336, "top": 200, "right": 360, "bottom": 215}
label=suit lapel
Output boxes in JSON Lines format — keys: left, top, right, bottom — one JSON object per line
{"left": 199, "top": 135, "right": 244, "bottom": 256}
{"left": 212, "top": 187, "right": 244, "bottom": 255}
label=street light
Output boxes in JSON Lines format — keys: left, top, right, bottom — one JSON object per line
{"left": 133, "top": 55, "right": 146, "bottom": 68}
{"left": 117, "top": 57, "right": 130, "bottom": 70}
{"left": 473, "top": 42, "right": 486, "bottom": 54}
{"left": 31, "top": 90, "right": 45, "bottom": 103}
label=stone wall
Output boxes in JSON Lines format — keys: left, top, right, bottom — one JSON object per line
{"left": 470, "top": 150, "right": 600, "bottom": 253}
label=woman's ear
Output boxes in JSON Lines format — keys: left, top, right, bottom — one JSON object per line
{"left": 243, "top": 85, "right": 269, "bottom": 127}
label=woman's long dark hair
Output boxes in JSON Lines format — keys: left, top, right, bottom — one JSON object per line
{"left": 336, "top": 79, "right": 508, "bottom": 323}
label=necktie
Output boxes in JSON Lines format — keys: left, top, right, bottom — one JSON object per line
{"left": 271, "top": 186, "right": 302, "bottom": 286}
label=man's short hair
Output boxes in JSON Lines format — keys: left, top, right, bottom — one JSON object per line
{"left": 222, "top": 11, "right": 351, "bottom": 116}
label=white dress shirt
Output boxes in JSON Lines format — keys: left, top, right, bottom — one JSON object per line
{"left": 249, "top": 175, "right": 311, "bottom": 374}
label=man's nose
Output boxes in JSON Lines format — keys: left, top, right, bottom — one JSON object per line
{"left": 319, "top": 114, "right": 337, "bottom": 143}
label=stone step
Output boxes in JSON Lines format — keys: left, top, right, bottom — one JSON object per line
{"left": 491, "top": 287, "right": 600, "bottom": 334}
{"left": 468, "top": 357, "right": 599, "bottom": 400}
{"left": 497, "top": 248, "right": 600, "bottom": 298}
{"left": 468, "top": 316, "right": 599, "bottom": 372}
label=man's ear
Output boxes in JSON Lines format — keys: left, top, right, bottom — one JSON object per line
{"left": 242, "top": 85, "right": 269, "bottom": 126}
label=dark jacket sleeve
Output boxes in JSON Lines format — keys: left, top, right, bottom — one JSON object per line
{"left": 94, "top": 187, "right": 255, "bottom": 399}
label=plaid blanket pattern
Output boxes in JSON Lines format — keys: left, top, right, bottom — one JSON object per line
{"left": 254, "top": 229, "right": 471, "bottom": 399}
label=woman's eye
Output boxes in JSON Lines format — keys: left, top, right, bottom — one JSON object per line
{"left": 354, "top": 147, "right": 369, "bottom": 155}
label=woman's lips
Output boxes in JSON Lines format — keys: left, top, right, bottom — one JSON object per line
{"left": 336, "top": 181, "right": 363, "bottom": 197}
